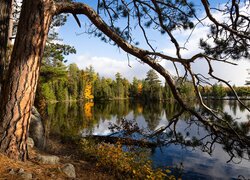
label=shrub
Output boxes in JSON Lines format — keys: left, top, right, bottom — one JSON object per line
{"left": 80, "top": 139, "right": 175, "bottom": 179}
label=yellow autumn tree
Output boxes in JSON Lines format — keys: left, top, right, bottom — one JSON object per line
{"left": 138, "top": 82, "right": 143, "bottom": 95}
{"left": 82, "top": 65, "right": 96, "bottom": 101}
{"left": 84, "top": 82, "right": 94, "bottom": 101}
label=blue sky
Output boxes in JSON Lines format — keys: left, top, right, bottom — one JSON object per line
{"left": 58, "top": 0, "right": 250, "bottom": 86}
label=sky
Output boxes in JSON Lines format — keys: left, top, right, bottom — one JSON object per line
{"left": 58, "top": 0, "right": 250, "bottom": 86}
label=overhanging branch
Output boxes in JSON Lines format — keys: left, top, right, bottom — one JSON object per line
{"left": 54, "top": 1, "right": 250, "bottom": 149}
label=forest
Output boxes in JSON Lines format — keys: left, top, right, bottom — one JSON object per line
{"left": 37, "top": 61, "right": 250, "bottom": 103}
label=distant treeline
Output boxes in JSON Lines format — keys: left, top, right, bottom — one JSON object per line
{"left": 36, "top": 63, "right": 196, "bottom": 102}
{"left": 200, "top": 84, "right": 250, "bottom": 99}
{"left": 36, "top": 63, "right": 250, "bottom": 103}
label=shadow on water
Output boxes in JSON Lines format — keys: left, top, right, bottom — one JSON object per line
{"left": 44, "top": 100, "right": 250, "bottom": 179}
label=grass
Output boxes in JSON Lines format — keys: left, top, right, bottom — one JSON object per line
{"left": 0, "top": 152, "right": 66, "bottom": 179}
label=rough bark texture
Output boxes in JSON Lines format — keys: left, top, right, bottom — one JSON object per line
{"left": 8, "top": 0, "right": 13, "bottom": 46}
{"left": 0, "top": 0, "right": 12, "bottom": 90}
{"left": 0, "top": 0, "right": 54, "bottom": 161}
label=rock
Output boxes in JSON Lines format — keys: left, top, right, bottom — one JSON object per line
{"left": 20, "top": 172, "right": 33, "bottom": 180}
{"left": 37, "top": 154, "right": 60, "bottom": 164}
{"left": 9, "top": 169, "right": 15, "bottom": 175}
{"left": 18, "top": 168, "right": 25, "bottom": 174}
{"left": 61, "top": 163, "right": 76, "bottom": 178}
{"left": 29, "top": 106, "right": 45, "bottom": 149}
{"left": 27, "top": 137, "right": 34, "bottom": 149}
{"left": 8, "top": 168, "right": 32, "bottom": 179}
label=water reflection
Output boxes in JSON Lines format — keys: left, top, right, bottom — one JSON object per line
{"left": 45, "top": 100, "right": 250, "bottom": 179}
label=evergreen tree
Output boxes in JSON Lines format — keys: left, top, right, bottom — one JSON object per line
{"left": 130, "top": 77, "right": 142, "bottom": 98}
{"left": 143, "top": 70, "right": 162, "bottom": 101}
{"left": 122, "top": 78, "right": 130, "bottom": 98}
{"left": 68, "top": 63, "right": 79, "bottom": 100}
{"left": 114, "top": 72, "right": 124, "bottom": 98}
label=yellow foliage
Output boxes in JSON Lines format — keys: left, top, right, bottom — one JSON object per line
{"left": 80, "top": 139, "right": 176, "bottom": 180}
{"left": 138, "top": 82, "right": 143, "bottom": 95}
{"left": 137, "top": 104, "right": 143, "bottom": 114}
{"left": 84, "top": 82, "right": 94, "bottom": 100}
{"left": 84, "top": 102, "right": 94, "bottom": 120}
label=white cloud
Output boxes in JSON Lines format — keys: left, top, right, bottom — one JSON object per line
{"left": 69, "top": 55, "right": 153, "bottom": 81}
{"left": 67, "top": 54, "right": 178, "bottom": 83}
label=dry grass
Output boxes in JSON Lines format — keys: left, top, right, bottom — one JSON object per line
{"left": 0, "top": 152, "right": 67, "bottom": 179}
{"left": 0, "top": 137, "right": 114, "bottom": 180}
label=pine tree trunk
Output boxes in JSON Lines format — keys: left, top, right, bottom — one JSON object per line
{"left": 0, "top": 0, "right": 12, "bottom": 91}
{"left": 8, "top": 0, "right": 14, "bottom": 46}
{"left": 0, "top": 0, "right": 54, "bottom": 161}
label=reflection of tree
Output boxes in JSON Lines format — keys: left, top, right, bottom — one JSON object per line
{"left": 129, "top": 101, "right": 144, "bottom": 118}
{"left": 135, "top": 103, "right": 144, "bottom": 117}
{"left": 93, "top": 102, "right": 113, "bottom": 121}
{"left": 82, "top": 102, "right": 97, "bottom": 134}
{"left": 201, "top": 112, "right": 250, "bottom": 162}
{"left": 84, "top": 100, "right": 132, "bottom": 134}
{"left": 142, "top": 102, "right": 163, "bottom": 131}
{"left": 239, "top": 102, "right": 248, "bottom": 112}
{"left": 228, "top": 100, "right": 238, "bottom": 116}
{"left": 111, "top": 100, "right": 130, "bottom": 121}
{"left": 84, "top": 102, "right": 94, "bottom": 120}
{"left": 204, "top": 99, "right": 225, "bottom": 112}
{"left": 164, "top": 102, "right": 180, "bottom": 120}
{"left": 45, "top": 102, "right": 85, "bottom": 139}
{"left": 44, "top": 100, "right": 250, "bottom": 163}
{"left": 152, "top": 106, "right": 250, "bottom": 163}
{"left": 164, "top": 101, "right": 192, "bottom": 122}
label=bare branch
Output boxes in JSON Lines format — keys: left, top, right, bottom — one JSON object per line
{"left": 201, "top": 0, "right": 250, "bottom": 40}
{"left": 72, "top": 13, "right": 81, "bottom": 27}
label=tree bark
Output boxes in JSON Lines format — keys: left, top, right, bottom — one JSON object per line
{"left": 0, "top": 0, "right": 12, "bottom": 91}
{"left": 8, "top": 0, "right": 13, "bottom": 46}
{"left": 0, "top": 0, "right": 54, "bottom": 161}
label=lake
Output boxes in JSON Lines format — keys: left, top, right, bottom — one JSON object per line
{"left": 45, "top": 100, "right": 250, "bottom": 179}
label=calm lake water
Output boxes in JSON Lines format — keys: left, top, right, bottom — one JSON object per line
{"left": 46, "top": 100, "right": 250, "bottom": 179}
